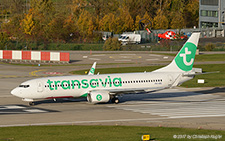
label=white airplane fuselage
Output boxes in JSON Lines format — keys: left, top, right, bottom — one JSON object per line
{"left": 11, "top": 72, "right": 192, "bottom": 101}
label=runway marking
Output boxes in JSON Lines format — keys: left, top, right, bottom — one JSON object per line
{"left": 119, "top": 54, "right": 136, "bottom": 55}
{"left": 29, "top": 69, "right": 47, "bottom": 76}
{"left": 24, "top": 109, "right": 46, "bottom": 113}
{"left": 89, "top": 58, "right": 101, "bottom": 60}
{"left": 109, "top": 55, "right": 141, "bottom": 60}
{"left": 115, "top": 60, "right": 131, "bottom": 61}
{"left": 146, "top": 59, "right": 159, "bottom": 61}
{"left": 149, "top": 54, "right": 161, "bottom": 57}
{"left": 0, "top": 117, "right": 170, "bottom": 127}
{"left": 0, "top": 105, "right": 57, "bottom": 115}
{"left": 92, "top": 54, "right": 105, "bottom": 56}
{"left": 109, "top": 98, "right": 225, "bottom": 119}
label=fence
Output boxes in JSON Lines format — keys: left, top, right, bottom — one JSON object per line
{"left": 0, "top": 50, "right": 70, "bottom": 63}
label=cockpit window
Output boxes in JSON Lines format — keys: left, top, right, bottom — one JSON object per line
{"left": 19, "top": 85, "right": 30, "bottom": 88}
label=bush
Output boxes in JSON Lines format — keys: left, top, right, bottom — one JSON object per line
{"left": 205, "top": 43, "right": 215, "bottom": 51}
{"left": 103, "top": 37, "right": 122, "bottom": 51}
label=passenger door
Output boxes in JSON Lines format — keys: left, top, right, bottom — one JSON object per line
{"left": 37, "top": 81, "right": 43, "bottom": 92}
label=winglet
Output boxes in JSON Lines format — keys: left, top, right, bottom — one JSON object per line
{"left": 88, "top": 62, "right": 97, "bottom": 75}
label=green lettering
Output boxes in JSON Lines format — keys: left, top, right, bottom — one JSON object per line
{"left": 47, "top": 79, "right": 54, "bottom": 90}
{"left": 99, "top": 78, "right": 107, "bottom": 87}
{"left": 90, "top": 79, "right": 98, "bottom": 88}
{"left": 108, "top": 76, "right": 112, "bottom": 87}
{"left": 54, "top": 81, "right": 60, "bottom": 90}
{"left": 113, "top": 78, "right": 122, "bottom": 87}
{"left": 82, "top": 79, "right": 89, "bottom": 89}
{"left": 61, "top": 80, "right": 70, "bottom": 90}
{"left": 71, "top": 80, "right": 81, "bottom": 89}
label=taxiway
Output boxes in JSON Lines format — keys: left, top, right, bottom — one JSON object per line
{"left": 0, "top": 51, "right": 225, "bottom": 130}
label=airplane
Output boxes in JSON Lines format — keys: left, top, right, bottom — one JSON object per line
{"left": 11, "top": 32, "right": 203, "bottom": 106}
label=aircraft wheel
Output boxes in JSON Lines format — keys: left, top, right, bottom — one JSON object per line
{"left": 29, "top": 102, "right": 35, "bottom": 106}
{"left": 114, "top": 98, "right": 119, "bottom": 104}
{"left": 111, "top": 97, "right": 115, "bottom": 103}
{"left": 111, "top": 96, "right": 119, "bottom": 104}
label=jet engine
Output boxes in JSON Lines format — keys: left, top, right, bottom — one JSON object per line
{"left": 87, "top": 91, "right": 110, "bottom": 104}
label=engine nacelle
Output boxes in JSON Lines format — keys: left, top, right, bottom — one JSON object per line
{"left": 87, "top": 91, "right": 110, "bottom": 104}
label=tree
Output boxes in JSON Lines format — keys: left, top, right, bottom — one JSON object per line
{"left": 103, "top": 37, "right": 121, "bottom": 51}
{"left": 47, "top": 13, "right": 65, "bottom": 42}
{"left": 170, "top": 0, "right": 185, "bottom": 29}
{"left": 71, "top": 0, "right": 88, "bottom": 17}
{"left": 87, "top": 17, "right": 94, "bottom": 38}
{"left": 153, "top": 9, "right": 169, "bottom": 29}
{"left": 114, "top": 7, "right": 134, "bottom": 33}
{"left": 0, "top": 32, "right": 9, "bottom": 50}
{"left": 21, "top": 9, "right": 35, "bottom": 35}
{"left": 142, "top": 11, "right": 153, "bottom": 29}
{"left": 62, "top": 15, "right": 78, "bottom": 42}
{"left": 134, "top": 15, "right": 142, "bottom": 30}
{"left": 99, "top": 13, "right": 116, "bottom": 32}
{"left": 184, "top": 0, "right": 199, "bottom": 28}
{"left": 77, "top": 10, "right": 97, "bottom": 41}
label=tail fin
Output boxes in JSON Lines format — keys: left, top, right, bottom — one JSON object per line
{"left": 88, "top": 62, "right": 96, "bottom": 75}
{"left": 154, "top": 32, "right": 200, "bottom": 73}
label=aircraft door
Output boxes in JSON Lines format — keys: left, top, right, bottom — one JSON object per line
{"left": 37, "top": 82, "right": 43, "bottom": 92}
{"left": 167, "top": 75, "right": 174, "bottom": 87}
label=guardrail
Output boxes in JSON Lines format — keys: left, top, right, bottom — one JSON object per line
{"left": 0, "top": 50, "right": 70, "bottom": 63}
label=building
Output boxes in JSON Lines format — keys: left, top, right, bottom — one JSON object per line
{"left": 199, "top": 0, "right": 225, "bottom": 29}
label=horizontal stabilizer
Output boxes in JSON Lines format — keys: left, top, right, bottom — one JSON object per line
{"left": 182, "top": 71, "right": 220, "bottom": 77}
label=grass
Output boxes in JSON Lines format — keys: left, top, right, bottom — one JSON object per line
{"left": 0, "top": 125, "right": 224, "bottom": 141}
{"left": 153, "top": 53, "right": 225, "bottom": 62}
{"left": 181, "top": 64, "right": 225, "bottom": 87}
{"left": 195, "top": 54, "right": 225, "bottom": 62}
{"left": 71, "top": 64, "right": 225, "bottom": 88}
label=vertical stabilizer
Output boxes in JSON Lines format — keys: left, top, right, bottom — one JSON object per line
{"left": 154, "top": 32, "right": 200, "bottom": 73}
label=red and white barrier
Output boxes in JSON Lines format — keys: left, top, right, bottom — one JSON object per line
{"left": 0, "top": 50, "right": 70, "bottom": 63}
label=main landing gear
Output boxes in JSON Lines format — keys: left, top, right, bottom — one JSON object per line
{"left": 111, "top": 96, "right": 119, "bottom": 104}
{"left": 29, "top": 102, "right": 35, "bottom": 106}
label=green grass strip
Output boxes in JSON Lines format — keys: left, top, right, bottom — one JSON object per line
{"left": 0, "top": 125, "right": 224, "bottom": 141}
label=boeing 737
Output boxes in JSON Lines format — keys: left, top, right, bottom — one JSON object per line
{"left": 11, "top": 33, "right": 202, "bottom": 105}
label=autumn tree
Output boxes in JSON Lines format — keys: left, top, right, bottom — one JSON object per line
{"left": 21, "top": 9, "right": 35, "bottom": 35}
{"left": 62, "top": 15, "right": 78, "bottom": 42}
{"left": 103, "top": 37, "right": 121, "bottom": 51}
{"left": 184, "top": 0, "right": 199, "bottom": 28}
{"left": 134, "top": 15, "right": 142, "bottom": 30}
{"left": 170, "top": 0, "right": 185, "bottom": 29}
{"left": 0, "top": 32, "right": 9, "bottom": 50}
{"left": 114, "top": 7, "right": 134, "bottom": 33}
{"left": 99, "top": 13, "right": 116, "bottom": 32}
{"left": 71, "top": 0, "right": 88, "bottom": 18}
{"left": 77, "top": 10, "right": 96, "bottom": 41}
{"left": 142, "top": 11, "right": 153, "bottom": 29}
{"left": 153, "top": 9, "right": 169, "bottom": 29}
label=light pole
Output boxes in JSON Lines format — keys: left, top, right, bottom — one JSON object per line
{"left": 218, "top": 0, "right": 221, "bottom": 28}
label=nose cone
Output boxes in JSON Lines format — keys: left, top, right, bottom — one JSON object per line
{"left": 11, "top": 88, "right": 20, "bottom": 97}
